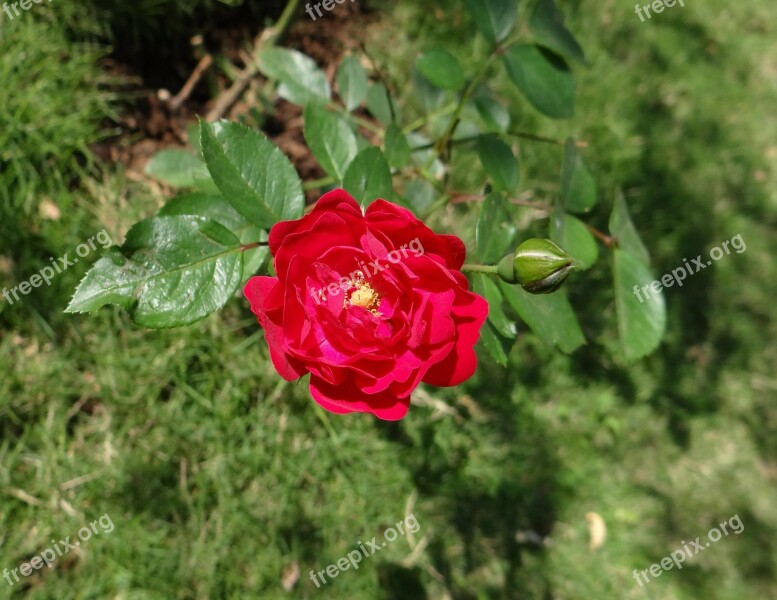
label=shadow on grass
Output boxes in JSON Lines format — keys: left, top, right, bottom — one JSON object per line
{"left": 376, "top": 360, "right": 565, "bottom": 598}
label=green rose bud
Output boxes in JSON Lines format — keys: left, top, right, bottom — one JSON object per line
{"left": 497, "top": 238, "right": 576, "bottom": 294}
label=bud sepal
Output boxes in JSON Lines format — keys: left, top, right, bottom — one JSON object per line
{"left": 497, "top": 238, "right": 577, "bottom": 294}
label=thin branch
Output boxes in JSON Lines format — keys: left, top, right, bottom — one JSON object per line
{"left": 402, "top": 103, "right": 457, "bottom": 135}
{"left": 205, "top": 0, "right": 301, "bottom": 121}
{"left": 240, "top": 241, "right": 270, "bottom": 251}
{"left": 304, "top": 176, "right": 334, "bottom": 190}
{"left": 359, "top": 42, "right": 397, "bottom": 123}
{"left": 586, "top": 224, "right": 617, "bottom": 248}
{"left": 327, "top": 102, "right": 383, "bottom": 135}
{"left": 419, "top": 194, "right": 450, "bottom": 220}
{"left": 169, "top": 54, "right": 213, "bottom": 112}
{"left": 411, "top": 135, "right": 479, "bottom": 153}
{"left": 507, "top": 130, "right": 587, "bottom": 147}
{"left": 434, "top": 32, "right": 525, "bottom": 161}
{"left": 411, "top": 131, "right": 587, "bottom": 152}
{"left": 435, "top": 48, "right": 502, "bottom": 159}
{"left": 450, "top": 193, "right": 552, "bottom": 211}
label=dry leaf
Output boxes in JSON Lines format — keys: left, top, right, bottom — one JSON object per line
{"left": 281, "top": 561, "right": 300, "bottom": 591}
{"left": 39, "top": 199, "right": 61, "bottom": 221}
{"left": 586, "top": 512, "right": 606, "bottom": 550}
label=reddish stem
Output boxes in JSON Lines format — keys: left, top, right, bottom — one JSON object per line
{"left": 240, "top": 241, "right": 269, "bottom": 252}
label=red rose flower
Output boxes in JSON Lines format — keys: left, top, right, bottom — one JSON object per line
{"left": 244, "top": 189, "right": 488, "bottom": 420}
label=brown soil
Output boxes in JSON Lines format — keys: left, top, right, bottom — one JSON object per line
{"left": 92, "top": 3, "right": 379, "bottom": 201}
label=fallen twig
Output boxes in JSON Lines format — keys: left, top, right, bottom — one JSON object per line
{"left": 205, "top": 0, "right": 301, "bottom": 121}
{"left": 169, "top": 54, "right": 213, "bottom": 112}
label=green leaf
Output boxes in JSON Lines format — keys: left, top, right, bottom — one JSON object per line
{"left": 66, "top": 216, "right": 244, "bottom": 328}
{"left": 145, "top": 149, "right": 211, "bottom": 189}
{"left": 550, "top": 211, "right": 598, "bottom": 270}
{"left": 561, "top": 138, "right": 596, "bottom": 213}
{"left": 609, "top": 194, "right": 650, "bottom": 264}
{"left": 476, "top": 134, "right": 520, "bottom": 193}
{"left": 336, "top": 55, "right": 369, "bottom": 111}
{"left": 384, "top": 123, "right": 411, "bottom": 169}
{"left": 257, "top": 47, "right": 330, "bottom": 106}
{"left": 478, "top": 320, "right": 512, "bottom": 366}
{"left": 608, "top": 197, "right": 664, "bottom": 360}
{"left": 498, "top": 281, "right": 585, "bottom": 353}
{"left": 473, "top": 94, "right": 511, "bottom": 133}
{"left": 407, "top": 132, "right": 444, "bottom": 178}
{"left": 474, "top": 274, "right": 517, "bottom": 339}
{"left": 187, "top": 122, "right": 201, "bottom": 151}
{"left": 303, "top": 103, "right": 358, "bottom": 182}
{"left": 412, "top": 66, "right": 446, "bottom": 113}
{"left": 237, "top": 227, "right": 269, "bottom": 281}
{"left": 477, "top": 193, "right": 518, "bottom": 264}
{"left": 342, "top": 147, "right": 393, "bottom": 209}
{"left": 462, "top": 0, "right": 517, "bottom": 43}
{"left": 191, "top": 178, "right": 221, "bottom": 195}
{"left": 158, "top": 192, "right": 244, "bottom": 229}
{"left": 502, "top": 44, "right": 575, "bottom": 119}
{"left": 366, "top": 83, "right": 395, "bottom": 125}
{"left": 613, "top": 249, "right": 666, "bottom": 361}
{"left": 199, "top": 120, "right": 304, "bottom": 228}
{"left": 158, "top": 193, "right": 269, "bottom": 281}
{"left": 403, "top": 180, "right": 436, "bottom": 215}
{"left": 530, "top": 0, "right": 587, "bottom": 64}
{"left": 415, "top": 49, "right": 466, "bottom": 91}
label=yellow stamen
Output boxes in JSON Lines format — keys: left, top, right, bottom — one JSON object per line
{"left": 345, "top": 282, "right": 381, "bottom": 313}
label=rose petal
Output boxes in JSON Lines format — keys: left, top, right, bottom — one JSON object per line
{"left": 310, "top": 375, "right": 410, "bottom": 421}
{"left": 422, "top": 290, "right": 488, "bottom": 387}
{"left": 244, "top": 276, "right": 306, "bottom": 381}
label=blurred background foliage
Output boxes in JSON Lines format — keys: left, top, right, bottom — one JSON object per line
{"left": 1, "top": 0, "right": 776, "bottom": 598}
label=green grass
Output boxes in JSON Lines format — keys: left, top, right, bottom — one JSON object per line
{"left": 0, "top": 13, "right": 114, "bottom": 224}
{"left": 2, "top": 0, "right": 777, "bottom": 598}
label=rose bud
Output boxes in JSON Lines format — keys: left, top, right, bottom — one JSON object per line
{"left": 497, "top": 238, "right": 577, "bottom": 294}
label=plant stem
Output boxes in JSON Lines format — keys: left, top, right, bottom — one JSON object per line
{"left": 240, "top": 241, "right": 270, "bottom": 252}
{"left": 265, "top": 0, "right": 301, "bottom": 46}
{"left": 359, "top": 43, "right": 397, "bottom": 124}
{"left": 205, "top": 0, "right": 300, "bottom": 121}
{"left": 586, "top": 224, "right": 617, "bottom": 249}
{"left": 411, "top": 135, "right": 479, "bottom": 153}
{"left": 435, "top": 49, "right": 502, "bottom": 159}
{"left": 461, "top": 264, "right": 499, "bottom": 275}
{"left": 410, "top": 166, "right": 446, "bottom": 193}
{"left": 507, "top": 130, "right": 584, "bottom": 146}
{"left": 327, "top": 102, "right": 384, "bottom": 135}
{"left": 450, "top": 193, "right": 552, "bottom": 211}
{"left": 411, "top": 132, "right": 587, "bottom": 153}
{"left": 420, "top": 193, "right": 450, "bottom": 220}
{"left": 434, "top": 30, "right": 526, "bottom": 161}
{"left": 304, "top": 176, "right": 334, "bottom": 190}
{"left": 403, "top": 103, "right": 457, "bottom": 134}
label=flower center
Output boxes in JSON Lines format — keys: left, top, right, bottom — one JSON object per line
{"left": 346, "top": 282, "right": 381, "bottom": 313}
